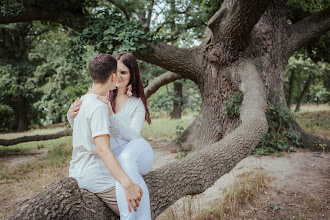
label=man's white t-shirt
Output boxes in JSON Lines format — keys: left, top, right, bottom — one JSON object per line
{"left": 69, "top": 94, "right": 116, "bottom": 193}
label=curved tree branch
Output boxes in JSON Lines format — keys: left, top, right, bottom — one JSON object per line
{"left": 144, "top": 71, "right": 183, "bottom": 99}
{"left": 7, "top": 59, "right": 268, "bottom": 220}
{"left": 286, "top": 7, "right": 330, "bottom": 59}
{"left": 134, "top": 43, "right": 201, "bottom": 82}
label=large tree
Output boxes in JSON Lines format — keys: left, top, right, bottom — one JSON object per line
{"left": 1, "top": 0, "right": 330, "bottom": 219}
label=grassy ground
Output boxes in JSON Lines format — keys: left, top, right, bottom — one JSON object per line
{"left": 0, "top": 104, "right": 329, "bottom": 219}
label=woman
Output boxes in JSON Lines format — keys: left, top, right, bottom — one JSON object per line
{"left": 68, "top": 52, "right": 154, "bottom": 219}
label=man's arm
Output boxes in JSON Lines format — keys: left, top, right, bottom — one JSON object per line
{"left": 94, "top": 134, "right": 143, "bottom": 212}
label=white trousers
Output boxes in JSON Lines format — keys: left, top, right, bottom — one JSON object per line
{"left": 112, "top": 137, "right": 154, "bottom": 220}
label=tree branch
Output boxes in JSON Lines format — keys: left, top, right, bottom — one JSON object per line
{"left": 31, "top": 27, "right": 53, "bottom": 42}
{"left": 0, "top": 129, "right": 72, "bottom": 146}
{"left": 207, "top": 0, "right": 270, "bottom": 62}
{"left": 134, "top": 43, "right": 201, "bottom": 82}
{"left": 286, "top": 7, "right": 330, "bottom": 59}
{"left": 0, "top": 7, "right": 86, "bottom": 31}
{"left": 106, "top": 0, "right": 131, "bottom": 20}
{"left": 144, "top": 0, "right": 155, "bottom": 31}
{"left": 144, "top": 71, "right": 183, "bottom": 99}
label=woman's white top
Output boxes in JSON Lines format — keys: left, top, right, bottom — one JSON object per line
{"left": 68, "top": 96, "right": 145, "bottom": 141}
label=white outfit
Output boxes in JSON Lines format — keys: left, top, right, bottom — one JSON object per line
{"left": 68, "top": 94, "right": 116, "bottom": 193}
{"left": 68, "top": 96, "right": 154, "bottom": 220}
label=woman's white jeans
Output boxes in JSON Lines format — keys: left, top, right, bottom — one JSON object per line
{"left": 111, "top": 136, "right": 154, "bottom": 220}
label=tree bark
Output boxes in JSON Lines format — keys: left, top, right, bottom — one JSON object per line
{"left": 295, "top": 73, "right": 314, "bottom": 112}
{"left": 0, "top": 129, "right": 72, "bottom": 146}
{"left": 13, "top": 99, "right": 28, "bottom": 132}
{"left": 171, "top": 81, "right": 182, "bottom": 119}
{"left": 286, "top": 7, "right": 330, "bottom": 59}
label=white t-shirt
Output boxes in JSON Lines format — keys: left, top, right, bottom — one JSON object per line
{"left": 69, "top": 94, "right": 116, "bottom": 193}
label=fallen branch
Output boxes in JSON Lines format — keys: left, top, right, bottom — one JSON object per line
{"left": 0, "top": 129, "right": 72, "bottom": 146}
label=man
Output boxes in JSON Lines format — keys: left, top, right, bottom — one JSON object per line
{"left": 68, "top": 54, "right": 142, "bottom": 215}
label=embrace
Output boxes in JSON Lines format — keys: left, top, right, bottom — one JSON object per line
{"left": 67, "top": 52, "right": 154, "bottom": 219}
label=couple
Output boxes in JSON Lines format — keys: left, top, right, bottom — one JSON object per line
{"left": 67, "top": 52, "right": 154, "bottom": 219}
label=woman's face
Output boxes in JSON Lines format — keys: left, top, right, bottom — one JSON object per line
{"left": 116, "top": 60, "right": 131, "bottom": 88}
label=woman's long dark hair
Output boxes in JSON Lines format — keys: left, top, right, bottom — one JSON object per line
{"left": 109, "top": 52, "right": 151, "bottom": 124}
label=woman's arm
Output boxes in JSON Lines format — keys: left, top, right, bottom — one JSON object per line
{"left": 110, "top": 101, "right": 145, "bottom": 141}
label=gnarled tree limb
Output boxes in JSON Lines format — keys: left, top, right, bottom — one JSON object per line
{"left": 134, "top": 43, "right": 201, "bottom": 82}
{"left": 144, "top": 71, "right": 183, "bottom": 99}
{"left": 286, "top": 7, "right": 330, "bottom": 60}
{"left": 207, "top": 0, "right": 270, "bottom": 62}
{"left": 7, "top": 59, "right": 268, "bottom": 220}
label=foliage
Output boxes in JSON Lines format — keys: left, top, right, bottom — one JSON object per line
{"left": 31, "top": 28, "right": 91, "bottom": 124}
{"left": 0, "top": 104, "right": 14, "bottom": 131}
{"left": 253, "top": 102, "right": 304, "bottom": 155}
{"left": 69, "top": 10, "right": 157, "bottom": 68}
{"left": 147, "top": 80, "right": 201, "bottom": 115}
{"left": 284, "top": 53, "right": 330, "bottom": 105}
{"left": 222, "top": 92, "right": 243, "bottom": 119}
{"left": 0, "top": 22, "right": 47, "bottom": 130}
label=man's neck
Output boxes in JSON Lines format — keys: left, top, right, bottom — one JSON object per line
{"left": 87, "top": 83, "right": 108, "bottom": 96}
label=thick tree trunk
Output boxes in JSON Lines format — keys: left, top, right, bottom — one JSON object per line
{"left": 0, "top": 129, "right": 72, "bottom": 146}
{"left": 13, "top": 99, "right": 28, "bottom": 131}
{"left": 295, "top": 73, "right": 314, "bottom": 112}
{"left": 287, "top": 71, "right": 296, "bottom": 108}
{"left": 171, "top": 81, "right": 182, "bottom": 119}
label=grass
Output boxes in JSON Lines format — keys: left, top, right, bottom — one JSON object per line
{"left": 0, "top": 125, "right": 68, "bottom": 140}
{"left": 0, "top": 136, "right": 72, "bottom": 156}
{"left": 160, "top": 168, "right": 270, "bottom": 220}
{"left": 294, "top": 110, "right": 330, "bottom": 139}
{"left": 0, "top": 139, "right": 72, "bottom": 184}
{"left": 290, "top": 103, "right": 329, "bottom": 113}
{"left": 141, "top": 114, "right": 194, "bottom": 138}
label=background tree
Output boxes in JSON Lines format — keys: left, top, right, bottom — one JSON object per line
{"left": 0, "top": 22, "right": 50, "bottom": 131}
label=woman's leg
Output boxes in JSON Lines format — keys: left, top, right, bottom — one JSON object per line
{"left": 115, "top": 138, "right": 154, "bottom": 220}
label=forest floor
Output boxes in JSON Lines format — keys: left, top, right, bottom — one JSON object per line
{"left": 0, "top": 105, "right": 329, "bottom": 220}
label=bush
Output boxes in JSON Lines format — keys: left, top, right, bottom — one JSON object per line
{"left": 0, "top": 104, "right": 14, "bottom": 131}
{"left": 253, "top": 102, "right": 303, "bottom": 155}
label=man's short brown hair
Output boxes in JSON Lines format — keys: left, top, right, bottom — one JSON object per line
{"left": 89, "top": 54, "right": 117, "bottom": 84}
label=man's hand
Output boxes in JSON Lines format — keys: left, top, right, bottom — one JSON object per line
{"left": 124, "top": 182, "right": 143, "bottom": 212}
{"left": 95, "top": 135, "right": 143, "bottom": 212}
